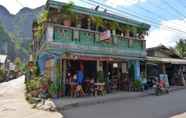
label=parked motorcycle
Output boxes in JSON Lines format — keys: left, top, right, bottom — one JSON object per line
{"left": 154, "top": 78, "right": 169, "bottom": 96}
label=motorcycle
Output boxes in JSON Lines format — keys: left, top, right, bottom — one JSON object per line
{"left": 154, "top": 78, "right": 169, "bottom": 96}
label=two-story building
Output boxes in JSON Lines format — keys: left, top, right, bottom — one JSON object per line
{"left": 32, "top": 0, "right": 150, "bottom": 95}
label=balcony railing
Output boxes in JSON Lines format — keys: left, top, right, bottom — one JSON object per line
{"left": 52, "top": 24, "right": 145, "bottom": 51}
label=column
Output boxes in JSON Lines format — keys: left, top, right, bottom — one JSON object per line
{"left": 134, "top": 60, "right": 141, "bottom": 81}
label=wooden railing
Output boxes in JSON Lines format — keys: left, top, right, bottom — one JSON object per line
{"left": 52, "top": 24, "right": 145, "bottom": 50}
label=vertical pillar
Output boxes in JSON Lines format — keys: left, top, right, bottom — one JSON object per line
{"left": 162, "top": 63, "right": 166, "bottom": 74}
{"left": 145, "top": 62, "right": 147, "bottom": 80}
{"left": 46, "top": 24, "right": 54, "bottom": 42}
{"left": 134, "top": 60, "right": 141, "bottom": 80}
{"left": 62, "top": 60, "right": 67, "bottom": 93}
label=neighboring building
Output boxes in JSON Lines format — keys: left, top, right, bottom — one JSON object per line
{"left": 146, "top": 45, "right": 186, "bottom": 86}
{"left": 0, "top": 54, "right": 8, "bottom": 70}
{"left": 32, "top": 0, "right": 150, "bottom": 93}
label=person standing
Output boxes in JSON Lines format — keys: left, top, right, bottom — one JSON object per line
{"left": 75, "top": 63, "right": 85, "bottom": 96}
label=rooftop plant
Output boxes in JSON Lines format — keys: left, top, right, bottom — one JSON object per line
{"left": 61, "top": 2, "right": 75, "bottom": 20}
{"left": 90, "top": 16, "right": 104, "bottom": 30}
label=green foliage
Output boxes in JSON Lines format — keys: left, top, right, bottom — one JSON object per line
{"left": 26, "top": 77, "right": 41, "bottom": 92}
{"left": 175, "top": 39, "right": 186, "bottom": 57}
{"left": 132, "top": 80, "right": 142, "bottom": 90}
{"left": 14, "top": 57, "right": 21, "bottom": 68}
{"left": 108, "top": 21, "right": 119, "bottom": 30}
{"left": 37, "top": 10, "right": 48, "bottom": 24}
{"left": 0, "top": 69, "right": 5, "bottom": 81}
{"left": 35, "top": 10, "right": 49, "bottom": 40}
{"left": 61, "top": 2, "right": 75, "bottom": 20}
{"left": 48, "top": 83, "right": 58, "bottom": 97}
{"left": 90, "top": 16, "right": 103, "bottom": 30}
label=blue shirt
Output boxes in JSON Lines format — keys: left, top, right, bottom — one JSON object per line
{"left": 76, "top": 70, "right": 84, "bottom": 85}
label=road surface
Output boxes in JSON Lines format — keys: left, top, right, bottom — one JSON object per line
{"left": 0, "top": 75, "right": 63, "bottom": 118}
{"left": 63, "top": 89, "right": 186, "bottom": 118}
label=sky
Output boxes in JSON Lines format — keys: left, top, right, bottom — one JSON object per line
{"left": 0, "top": 0, "right": 186, "bottom": 48}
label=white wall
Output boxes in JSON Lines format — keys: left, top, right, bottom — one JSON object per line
{"left": 46, "top": 24, "right": 54, "bottom": 42}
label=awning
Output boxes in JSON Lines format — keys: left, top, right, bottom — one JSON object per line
{"left": 146, "top": 56, "right": 186, "bottom": 64}
{"left": 0, "top": 55, "right": 7, "bottom": 64}
{"left": 62, "top": 52, "right": 144, "bottom": 61}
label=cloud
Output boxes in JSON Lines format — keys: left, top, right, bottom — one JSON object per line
{"left": 105, "top": 0, "right": 146, "bottom": 7}
{"left": 146, "top": 19, "right": 186, "bottom": 48}
{"left": 0, "top": 0, "right": 47, "bottom": 14}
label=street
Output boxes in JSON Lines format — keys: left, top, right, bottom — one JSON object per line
{"left": 63, "top": 89, "right": 186, "bottom": 118}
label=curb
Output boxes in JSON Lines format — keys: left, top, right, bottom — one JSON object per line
{"left": 57, "top": 86, "right": 186, "bottom": 111}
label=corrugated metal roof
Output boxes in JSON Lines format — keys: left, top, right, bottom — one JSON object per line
{"left": 0, "top": 54, "right": 7, "bottom": 64}
{"left": 146, "top": 56, "right": 186, "bottom": 64}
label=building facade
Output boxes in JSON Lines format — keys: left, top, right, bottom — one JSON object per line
{"left": 146, "top": 45, "right": 186, "bottom": 86}
{"left": 32, "top": 0, "right": 150, "bottom": 95}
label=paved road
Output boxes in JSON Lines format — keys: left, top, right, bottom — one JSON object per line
{"left": 63, "top": 89, "right": 186, "bottom": 118}
{"left": 0, "top": 76, "right": 63, "bottom": 118}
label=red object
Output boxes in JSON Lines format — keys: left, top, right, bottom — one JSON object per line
{"left": 78, "top": 55, "right": 113, "bottom": 61}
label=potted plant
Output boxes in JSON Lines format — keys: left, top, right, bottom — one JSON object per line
{"left": 132, "top": 80, "right": 142, "bottom": 91}
{"left": 90, "top": 16, "right": 103, "bottom": 31}
{"left": 108, "top": 21, "right": 119, "bottom": 35}
{"left": 138, "top": 28, "right": 147, "bottom": 40}
{"left": 48, "top": 83, "right": 58, "bottom": 98}
{"left": 61, "top": 2, "right": 75, "bottom": 27}
{"left": 121, "top": 25, "right": 130, "bottom": 38}
{"left": 130, "top": 26, "right": 137, "bottom": 38}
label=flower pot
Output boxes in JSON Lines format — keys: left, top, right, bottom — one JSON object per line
{"left": 30, "top": 90, "right": 39, "bottom": 97}
{"left": 63, "top": 19, "right": 71, "bottom": 27}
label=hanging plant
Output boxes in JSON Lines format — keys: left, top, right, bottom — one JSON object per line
{"left": 90, "top": 16, "right": 103, "bottom": 30}
{"left": 109, "top": 21, "right": 119, "bottom": 30}
{"left": 120, "top": 24, "right": 130, "bottom": 38}
{"left": 130, "top": 26, "right": 137, "bottom": 37}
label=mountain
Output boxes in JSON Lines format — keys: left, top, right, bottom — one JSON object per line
{"left": 0, "top": 22, "right": 15, "bottom": 60}
{"left": 0, "top": 5, "right": 44, "bottom": 40}
{"left": 0, "top": 5, "right": 44, "bottom": 62}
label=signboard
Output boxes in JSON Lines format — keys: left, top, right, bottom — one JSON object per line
{"left": 100, "top": 30, "right": 111, "bottom": 41}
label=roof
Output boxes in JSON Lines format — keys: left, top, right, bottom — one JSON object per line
{"left": 0, "top": 54, "right": 7, "bottom": 64}
{"left": 46, "top": 0, "right": 150, "bottom": 29}
{"left": 147, "top": 45, "right": 181, "bottom": 58}
{"left": 146, "top": 56, "right": 186, "bottom": 64}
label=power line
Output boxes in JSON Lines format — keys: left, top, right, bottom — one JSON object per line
{"left": 162, "top": 0, "right": 186, "bottom": 18}
{"left": 80, "top": 0, "right": 186, "bottom": 34}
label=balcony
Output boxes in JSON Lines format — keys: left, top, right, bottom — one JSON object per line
{"left": 44, "top": 24, "right": 146, "bottom": 58}
{"left": 52, "top": 24, "right": 145, "bottom": 50}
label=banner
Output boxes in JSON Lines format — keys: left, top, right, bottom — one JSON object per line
{"left": 100, "top": 30, "right": 111, "bottom": 41}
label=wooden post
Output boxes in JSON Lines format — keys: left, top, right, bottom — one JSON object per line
{"left": 162, "top": 63, "right": 166, "bottom": 74}
{"left": 62, "top": 59, "right": 67, "bottom": 93}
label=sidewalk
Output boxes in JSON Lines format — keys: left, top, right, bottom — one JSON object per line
{"left": 53, "top": 86, "right": 186, "bottom": 111}
{"left": 0, "top": 75, "right": 63, "bottom": 118}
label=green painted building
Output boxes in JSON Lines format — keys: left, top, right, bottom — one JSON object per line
{"left": 32, "top": 0, "right": 150, "bottom": 94}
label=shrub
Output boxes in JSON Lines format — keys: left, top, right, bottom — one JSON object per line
{"left": 48, "top": 83, "right": 58, "bottom": 98}
{"left": 132, "top": 80, "right": 142, "bottom": 90}
{"left": 26, "top": 77, "right": 41, "bottom": 92}
{"left": 0, "top": 69, "right": 5, "bottom": 82}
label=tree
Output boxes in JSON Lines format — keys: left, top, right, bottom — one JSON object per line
{"left": 14, "top": 57, "right": 22, "bottom": 71}
{"left": 175, "top": 39, "right": 186, "bottom": 57}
